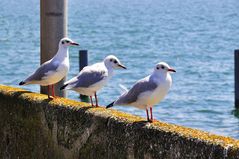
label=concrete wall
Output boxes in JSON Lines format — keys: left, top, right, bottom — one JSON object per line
{"left": 0, "top": 85, "right": 239, "bottom": 159}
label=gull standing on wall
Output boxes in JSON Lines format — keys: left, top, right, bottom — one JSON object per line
{"left": 60, "top": 55, "right": 127, "bottom": 107}
{"left": 106, "top": 62, "right": 175, "bottom": 122}
{"left": 19, "top": 38, "right": 79, "bottom": 99}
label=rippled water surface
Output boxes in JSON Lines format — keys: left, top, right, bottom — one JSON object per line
{"left": 1, "top": 0, "right": 239, "bottom": 138}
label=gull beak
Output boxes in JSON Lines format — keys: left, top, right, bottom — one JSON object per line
{"left": 168, "top": 68, "right": 176, "bottom": 72}
{"left": 118, "top": 63, "right": 127, "bottom": 69}
{"left": 70, "top": 42, "right": 79, "bottom": 46}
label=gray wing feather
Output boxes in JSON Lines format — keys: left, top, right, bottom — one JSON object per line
{"left": 25, "top": 60, "right": 59, "bottom": 82}
{"left": 71, "top": 70, "right": 106, "bottom": 88}
{"left": 116, "top": 76, "right": 158, "bottom": 105}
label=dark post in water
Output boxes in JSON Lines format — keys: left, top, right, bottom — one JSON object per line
{"left": 79, "top": 50, "right": 89, "bottom": 102}
{"left": 40, "top": 0, "right": 68, "bottom": 97}
{"left": 235, "top": 50, "right": 239, "bottom": 108}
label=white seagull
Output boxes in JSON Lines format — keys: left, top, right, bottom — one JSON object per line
{"left": 19, "top": 37, "right": 79, "bottom": 99}
{"left": 106, "top": 62, "right": 176, "bottom": 122}
{"left": 60, "top": 55, "right": 126, "bottom": 107}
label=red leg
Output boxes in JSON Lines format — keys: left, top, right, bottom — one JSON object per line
{"left": 48, "top": 85, "right": 50, "bottom": 98}
{"left": 146, "top": 108, "right": 150, "bottom": 121}
{"left": 51, "top": 85, "right": 55, "bottom": 97}
{"left": 48, "top": 85, "right": 53, "bottom": 99}
{"left": 95, "top": 92, "right": 98, "bottom": 107}
{"left": 150, "top": 107, "right": 153, "bottom": 122}
{"left": 90, "top": 96, "right": 94, "bottom": 106}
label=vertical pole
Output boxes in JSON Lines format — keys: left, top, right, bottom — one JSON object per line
{"left": 79, "top": 50, "right": 89, "bottom": 102}
{"left": 40, "top": 0, "right": 67, "bottom": 97}
{"left": 235, "top": 50, "right": 239, "bottom": 108}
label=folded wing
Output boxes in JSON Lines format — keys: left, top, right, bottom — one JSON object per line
{"left": 24, "top": 60, "right": 59, "bottom": 83}
{"left": 115, "top": 77, "right": 158, "bottom": 105}
{"left": 63, "top": 66, "right": 107, "bottom": 89}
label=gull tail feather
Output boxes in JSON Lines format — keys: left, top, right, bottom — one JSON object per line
{"left": 19, "top": 81, "right": 26, "bottom": 85}
{"left": 119, "top": 84, "right": 128, "bottom": 94}
{"left": 106, "top": 101, "right": 115, "bottom": 109}
{"left": 60, "top": 84, "right": 69, "bottom": 90}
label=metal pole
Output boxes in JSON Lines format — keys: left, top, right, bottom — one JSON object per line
{"left": 40, "top": 0, "right": 68, "bottom": 97}
{"left": 79, "top": 50, "right": 89, "bottom": 102}
{"left": 235, "top": 50, "right": 239, "bottom": 108}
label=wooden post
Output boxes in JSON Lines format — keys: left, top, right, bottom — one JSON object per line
{"left": 79, "top": 50, "right": 89, "bottom": 102}
{"left": 235, "top": 50, "right": 239, "bottom": 108}
{"left": 40, "top": 0, "right": 67, "bottom": 97}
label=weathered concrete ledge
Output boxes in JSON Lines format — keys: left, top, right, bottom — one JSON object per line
{"left": 0, "top": 85, "right": 239, "bottom": 159}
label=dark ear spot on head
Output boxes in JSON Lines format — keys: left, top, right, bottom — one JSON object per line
{"left": 110, "top": 59, "right": 113, "bottom": 62}
{"left": 62, "top": 41, "right": 65, "bottom": 44}
{"left": 156, "top": 66, "right": 159, "bottom": 70}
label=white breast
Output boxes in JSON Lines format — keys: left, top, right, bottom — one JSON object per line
{"left": 130, "top": 74, "right": 172, "bottom": 109}
{"left": 72, "top": 75, "right": 110, "bottom": 96}
{"left": 41, "top": 59, "right": 69, "bottom": 86}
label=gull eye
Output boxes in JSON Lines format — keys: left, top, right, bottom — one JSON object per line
{"left": 161, "top": 66, "right": 165, "bottom": 69}
{"left": 62, "top": 41, "right": 65, "bottom": 44}
{"left": 114, "top": 60, "right": 117, "bottom": 64}
{"left": 66, "top": 40, "right": 70, "bottom": 43}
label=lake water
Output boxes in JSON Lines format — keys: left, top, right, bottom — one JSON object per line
{"left": 1, "top": 0, "right": 239, "bottom": 139}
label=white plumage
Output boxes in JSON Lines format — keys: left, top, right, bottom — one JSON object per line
{"left": 61, "top": 55, "right": 127, "bottom": 107}
{"left": 19, "top": 37, "right": 79, "bottom": 99}
{"left": 107, "top": 62, "right": 176, "bottom": 122}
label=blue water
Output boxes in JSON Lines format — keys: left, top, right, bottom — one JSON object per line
{"left": 1, "top": 0, "right": 239, "bottom": 139}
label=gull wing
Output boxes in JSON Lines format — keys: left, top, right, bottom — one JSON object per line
{"left": 65, "top": 64, "right": 107, "bottom": 88}
{"left": 115, "top": 76, "right": 158, "bottom": 105}
{"left": 24, "top": 60, "right": 59, "bottom": 82}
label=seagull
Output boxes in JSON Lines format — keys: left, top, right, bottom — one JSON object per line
{"left": 19, "top": 37, "right": 79, "bottom": 99}
{"left": 60, "top": 55, "right": 127, "bottom": 107}
{"left": 106, "top": 62, "right": 176, "bottom": 122}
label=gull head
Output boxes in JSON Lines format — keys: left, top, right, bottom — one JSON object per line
{"left": 154, "top": 62, "right": 176, "bottom": 74}
{"left": 104, "top": 55, "right": 127, "bottom": 69}
{"left": 59, "top": 37, "right": 79, "bottom": 48}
